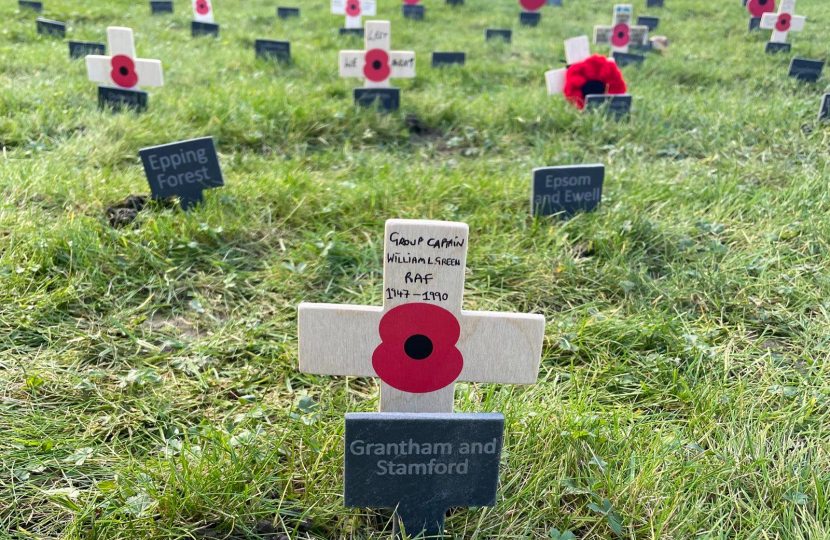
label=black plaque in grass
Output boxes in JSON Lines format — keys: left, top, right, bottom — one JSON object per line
{"left": 345, "top": 413, "right": 504, "bottom": 540}
{"left": 340, "top": 28, "right": 364, "bottom": 37}
{"left": 447, "top": 0, "right": 464, "bottom": 5}
{"left": 486, "top": 29, "right": 512, "bottom": 42}
{"left": 532, "top": 164, "right": 604, "bottom": 217}
{"left": 788, "top": 58, "right": 824, "bottom": 83}
{"left": 277, "top": 7, "right": 299, "bottom": 19}
{"left": 150, "top": 1, "right": 173, "bottom": 14}
{"left": 818, "top": 93, "right": 830, "bottom": 121}
{"left": 748, "top": 17, "right": 761, "bottom": 31}
{"left": 585, "top": 94, "right": 632, "bottom": 117}
{"left": 98, "top": 86, "right": 148, "bottom": 113}
{"left": 548, "top": 0, "right": 563, "bottom": 5}
{"left": 255, "top": 39, "right": 291, "bottom": 62}
{"left": 19, "top": 0, "right": 43, "bottom": 11}
{"left": 36, "top": 18, "right": 66, "bottom": 38}
{"left": 647, "top": 0, "right": 663, "bottom": 6}
{"left": 354, "top": 88, "right": 401, "bottom": 113}
{"left": 612, "top": 51, "right": 645, "bottom": 67}
{"left": 402, "top": 4, "right": 425, "bottom": 20}
{"left": 520, "top": 11, "right": 541, "bottom": 26}
{"left": 432, "top": 52, "right": 466, "bottom": 67}
{"left": 69, "top": 40, "right": 106, "bottom": 59}
{"left": 191, "top": 20, "right": 219, "bottom": 37}
{"left": 765, "top": 42, "right": 791, "bottom": 54}
{"left": 140, "top": 137, "right": 224, "bottom": 211}
{"left": 637, "top": 15, "right": 659, "bottom": 31}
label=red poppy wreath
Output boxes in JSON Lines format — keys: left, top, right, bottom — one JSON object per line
{"left": 372, "top": 303, "right": 464, "bottom": 394}
{"left": 563, "top": 54, "right": 627, "bottom": 110}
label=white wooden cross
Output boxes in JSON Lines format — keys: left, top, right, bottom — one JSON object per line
{"left": 545, "top": 36, "right": 616, "bottom": 95}
{"left": 298, "top": 219, "right": 546, "bottom": 414}
{"left": 594, "top": 4, "right": 648, "bottom": 54}
{"left": 339, "top": 21, "right": 415, "bottom": 88}
{"left": 192, "top": 0, "right": 214, "bottom": 22}
{"left": 332, "top": 0, "right": 376, "bottom": 29}
{"left": 760, "top": 0, "right": 805, "bottom": 43}
{"left": 86, "top": 27, "right": 163, "bottom": 90}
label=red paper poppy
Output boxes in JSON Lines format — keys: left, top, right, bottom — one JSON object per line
{"left": 520, "top": 0, "right": 546, "bottom": 11}
{"left": 346, "top": 0, "right": 361, "bottom": 17}
{"left": 195, "top": 0, "right": 211, "bottom": 15}
{"left": 611, "top": 23, "right": 630, "bottom": 47}
{"left": 746, "top": 0, "right": 775, "bottom": 18}
{"left": 563, "top": 54, "right": 627, "bottom": 110}
{"left": 363, "top": 48, "right": 391, "bottom": 83}
{"left": 110, "top": 55, "right": 138, "bottom": 88}
{"left": 402, "top": 0, "right": 421, "bottom": 4}
{"left": 776, "top": 13, "right": 791, "bottom": 32}
{"left": 372, "top": 303, "right": 464, "bottom": 394}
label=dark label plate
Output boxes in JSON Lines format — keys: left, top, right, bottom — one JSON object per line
{"left": 630, "top": 41, "right": 653, "bottom": 52}
{"left": 585, "top": 94, "right": 632, "bottom": 117}
{"left": 520, "top": 11, "right": 541, "bottom": 26}
{"left": 612, "top": 52, "right": 645, "bottom": 67}
{"left": 140, "top": 136, "right": 224, "bottom": 210}
{"left": 765, "top": 42, "right": 791, "bottom": 54}
{"left": 432, "top": 52, "right": 466, "bottom": 67}
{"left": 402, "top": 4, "right": 425, "bottom": 20}
{"left": 345, "top": 413, "right": 504, "bottom": 539}
{"left": 447, "top": 0, "right": 464, "bottom": 5}
{"left": 788, "top": 58, "right": 824, "bottom": 83}
{"left": 98, "top": 86, "right": 148, "bottom": 113}
{"left": 277, "top": 7, "right": 299, "bottom": 19}
{"left": 19, "top": 0, "right": 43, "bottom": 11}
{"left": 354, "top": 88, "right": 401, "bottom": 113}
{"left": 646, "top": 0, "right": 663, "bottom": 6}
{"left": 255, "top": 39, "right": 291, "bottom": 62}
{"left": 36, "top": 18, "right": 66, "bottom": 38}
{"left": 532, "top": 164, "right": 604, "bottom": 217}
{"left": 637, "top": 16, "right": 659, "bottom": 31}
{"left": 339, "top": 28, "right": 364, "bottom": 37}
{"left": 69, "top": 40, "right": 106, "bottom": 59}
{"left": 819, "top": 93, "right": 830, "bottom": 121}
{"left": 547, "top": 0, "right": 562, "bottom": 5}
{"left": 748, "top": 17, "right": 761, "bottom": 31}
{"left": 150, "top": 1, "right": 174, "bottom": 14}
{"left": 486, "top": 29, "right": 512, "bottom": 42}
{"left": 191, "top": 20, "right": 219, "bottom": 37}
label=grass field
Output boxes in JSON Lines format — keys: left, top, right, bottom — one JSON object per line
{"left": 2, "top": 0, "right": 830, "bottom": 538}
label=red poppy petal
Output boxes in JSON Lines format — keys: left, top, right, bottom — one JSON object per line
{"left": 776, "top": 13, "right": 791, "bottom": 31}
{"left": 110, "top": 55, "right": 138, "bottom": 88}
{"left": 563, "top": 55, "right": 627, "bottom": 110}
{"left": 611, "top": 24, "right": 630, "bottom": 47}
{"left": 402, "top": 0, "right": 421, "bottom": 4}
{"left": 363, "top": 48, "right": 391, "bottom": 82}
{"left": 346, "top": 0, "right": 361, "bottom": 16}
{"left": 195, "top": 0, "right": 210, "bottom": 15}
{"left": 520, "top": 0, "right": 546, "bottom": 11}
{"left": 746, "top": 0, "right": 775, "bottom": 18}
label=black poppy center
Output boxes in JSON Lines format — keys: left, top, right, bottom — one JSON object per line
{"left": 404, "top": 334, "right": 433, "bottom": 360}
{"left": 372, "top": 60, "right": 383, "bottom": 70}
{"left": 759, "top": 0, "right": 767, "bottom": 4}
{"left": 617, "top": 31, "right": 625, "bottom": 38}
{"left": 581, "top": 80, "right": 606, "bottom": 97}
{"left": 119, "top": 66, "right": 129, "bottom": 76}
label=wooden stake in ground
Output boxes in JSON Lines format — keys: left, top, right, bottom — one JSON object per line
{"left": 594, "top": 4, "right": 648, "bottom": 53}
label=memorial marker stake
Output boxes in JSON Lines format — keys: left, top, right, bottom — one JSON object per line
{"left": 594, "top": 4, "right": 649, "bottom": 54}
{"left": 760, "top": 0, "right": 805, "bottom": 54}
{"left": 332, "top": 0, "right": 376, "bottom": 36}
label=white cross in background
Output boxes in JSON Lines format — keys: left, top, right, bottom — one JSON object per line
{"left": 760, "top": 0, "right": 805, "bottom": 43}
{"left": 594, "top": 4, "right": 649, "bottom": 54}
{"left": 298, "top": 220, "right": 546, "bottom": 414}
{"left": 332, "top": 0, "right": 376, "bottom": 29}
{"left": 545, "top": 35, "right": 616, "bottom": 95}
{"left": 86, "top": 27, "right": 163, "bottom": 90}
{"left": 339, "top": 20, "right": 415, "bottom": 88}
{"left": 192, "top": 0, "right": 214, "bottom": 22}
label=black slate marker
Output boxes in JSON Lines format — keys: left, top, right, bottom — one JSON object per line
{"left": 255, "top": 39, "right": 291, "bottom": 62}
{"left": 765, "top": 42, "right": 791, "bottom": 54}
{"left": 402, "top": 4, "right": 425, "bottom": 20}
{"left": 646, "top": 0, "right": 663, "bottom": 6}
{"left": 532, "top": 164, "right": 604, "bottom": 217}
{"left": 19, "top": 0, "right": 43, "bottom": 11}
{"left": 748, "top": 17, "right": 761, "bottom": 31}
{"left": 354, "top": 88, "right": 401, "bottom": 113}
{"left": 277, "top": 7, "right": 299, "bottom": 19}
{"left": 139, "top": 137, "right": 224, "bottom": 211}
{"left": 98, "top": 86, "right": 149, "bottom": 113}
{"left": 788, "top": 58, "right": 824, "bottom": 83}
{"left": 547, "top": 0, "right": 563, "bottom": 5}
{"left": 69, "top": 40, "right": 106, "bottom": 59}
{"left": 612, "top": 51, "right": 645, "bottom": 67}
{"left": 191, "top": 20, "right": 219, "bottom": 37}
{"left": 637, "top": 16, "right": 659, "bottom": 31}
{"left": 432, "top": 52, "right": 466, "bottom": 67}
{"left": 818, "top": 93, "right": 830, "bottom": 121}
{"left": 585, "top": 94, "right": 632, "bottom": 117}
{"left": 345, "top": 413, "right": 504, "bottom": 539}
{"left": 630, "top": 41, "right": 653, "bottom": 52}
{"left": 446, "top": 0, "right": 464, "bottom": 5}
{"left": 340, "top": 28, "right": 364, "bottom": 37}
{"left": 36, "top": 18, "right": 66, "bottom": 38}
{"left": 486, "top": 29, "right": 512, "bottom": 42}
{"left": 150, "top": 1, "right": 174, "bottom": 14}
{"left": 520, "top": 11, "right": 541, "bottom": 26}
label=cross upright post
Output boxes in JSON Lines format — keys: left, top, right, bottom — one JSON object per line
{"left": 331, "top": 0, "right": 376, "bottom": 30}
{"left": 545, "top": 35, "right": 596, "bottom": 95}
{"left": 298, "top": 219, "right": 546, "bottom": 414}
{"left": 594, "top": 4, "right": 649, "bottom": 54}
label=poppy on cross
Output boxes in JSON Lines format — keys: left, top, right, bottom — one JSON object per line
{"left": 85, "top": 27, "right": 163, "bottom": 90}
{"left": 331, "top": 0, "right": 376, "bottom": 30}
{"left": 339, "top": 21, "right": 416, "bottom": 88}
{"left": 594, "top": 4, "right": 649, "bottom": 54}
{"left": 760, "top": 0, "right": 805, "bottom": 44}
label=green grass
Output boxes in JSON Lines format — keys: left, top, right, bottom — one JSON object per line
{"left": 2, "top": 0, "right": 830, "bottom": 538}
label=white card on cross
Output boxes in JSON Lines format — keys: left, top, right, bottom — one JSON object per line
{"left": 86, "top": 27, "right": 163, "bottom": 89}
{"left": 298, "top": 220, "right": 546, "bottom": 414}
{"left": 332, "top": 0, "right": 376, "bottom": 29}
{"left": 760, "top": 0, "right": 806, "bottom": 43}
{"left": 339, "top": 20, "right": 415, "bottom": 88}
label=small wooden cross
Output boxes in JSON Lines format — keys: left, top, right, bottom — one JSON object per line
{"left": 760, "top": 0, "right": 805, "bottom": 44}
{"left": 192, "top": 0, "right": 214, "bottom": 22}
{"left": 594, "top": 4, "right": 648, "bottom": 54}
{"left": 298, "top": 219, "right": 546, "bottom": 414}
{"left": 332, "top": 0, "right": 376, "bottom": 29}
{"left": 339, "top": 21, "right": 416, "bottom": 88}
{"left": 86, "top": 27, "right": 163, "bottom": 90}
{"left": 545, "top": 35, "right": 613, "bottom": 95}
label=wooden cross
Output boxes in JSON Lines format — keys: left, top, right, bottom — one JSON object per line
{"left": 339, "top": 21, "right": 416, "bottom": 88}
{"left": 298, "top": 219, "right": 546, "bottom": 414}
{"left": 86, "top": 27, "right": 163, "bottom": 90}
{"left": 594, "top": 4, "right": 648, "bottom": 54}
{"left": 544, "top": 35, "right": 615, "bottom": 95}
{"left": 332, "top": 0, "right": 376, "bottom": 29}
{"left": 760, "top": 0, "right": 805, "bottom": 43}
{"left": 192, "top": 0, "right": 214, "bottom": 22}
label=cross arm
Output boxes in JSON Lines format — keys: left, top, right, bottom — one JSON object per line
{"left": 390, "top": 51, "right": 416, "bottom": 79}
{"left": 339, "top": 50, "right": 365, "bottom": 78}
{"left": 86, "top": 55, "right": 113, "bottom": 85}
{"left": 135, "top": 59, "right": 164, "bottom": 87}
{"left": 457, "top": 311, "right": 545, "bottom": 385}
{"left": 629, "top": 25, "right": 649, "bottom": 45}
{"left": 759, "top": 13, "right": 777, "bottom": 30}
{"left": 790, "top": 15, "right": 806, "bottom": 32}
{"left": 298, "top": 302, "right": 382, "bottom": 377}
{"left": 331, "top": 0, "right": 347, "bottom": 15}
{"left": 545, "top": 68, "right": 566, "bottom": 95}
